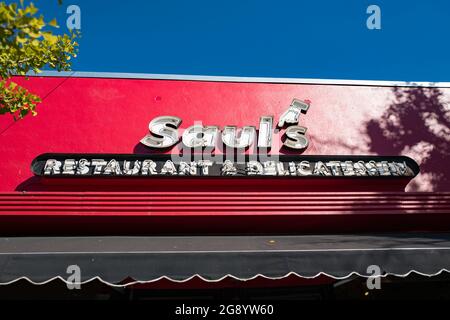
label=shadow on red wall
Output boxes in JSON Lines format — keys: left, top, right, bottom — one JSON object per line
{"left": 365, "top": 87, "right": 450, "bottom": 192}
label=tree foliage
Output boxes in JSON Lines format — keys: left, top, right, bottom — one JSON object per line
{"left": 0, "top": 1, "right": 78, "bottom": 119}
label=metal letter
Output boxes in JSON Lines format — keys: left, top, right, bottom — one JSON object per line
{"left": 277, "top": 162, "right": 289, "bottom": 176}
{"left": 326, "top": 161, "right": 342, "bottom": 176}
{"left": 123, "top": 160, "right": 141, "bottom": 176}
{"left": 263, "top": 161, "right": 277, "bottom": 176}
{"left": 354, "top": 161, "right": 368, "bottom": 176}
{"left": 341, "top": 161, "right": 355, "bottom": 176}
{"left": 247, "top": 161, "right": 263, "bottom": 175}
{"left": 140, "top": 116, "right": 182, "bottom": 149}
{"left": 283, "top": 125, "right": 309, "bottom": 150}
{"left": 391, "top": 162, "right": 412, "bottom": 176}
{"left": 222, "top": 126, "right": 256, "bottom": 149}
{"left": 298, "top": 161, "right": 312, "bottom": 175}
{"left": 92, "top": 159, "right": 107, "bottom": 175}
{"left": 76, "top": 159, "right": 90, "bottom": 175}
{"left": 365, "top": 161, "right": 379, "bottom": 176}
{"left": 376, "top": 161, "right": 391, "bottom": 176}
{"left": 313, "top": 161, "right": 332, "bottom": 176}
{"left": 141, "top": 160, "right": 157, "bottom": 175}
{"left": 288, "top": 162, "right": 297, "bottom": 175}
{"left": 103, "top": 159, "right": 122, "bottom": 175}
{"left": 182, "top": 125, "right": 219, "bottom": 149}
{"left": 258, "top": 116, "right": 273, "bottom": 149}
{"left": 43, "top": 159, "right": 62, "bottom": 175}
{"left": 197, "top": 160, "right": 213, "bottom": 175}
{"left": 161, "top": 160, "right": 177, "bottom": 175}
{"left": 278, "top": 99, "right": 310, "bottom": 127}
{"left": 62, "top": 159, "right": 76, "bottom": 175}
{"left": 221, "top": 160, "right": 237, "bottom": 176}
{"left": 178, "top": 162, "right": 198, "bottom": 175}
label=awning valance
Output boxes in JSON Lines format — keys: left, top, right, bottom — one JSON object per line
{"left": 0, "top": 233, "right": 449, "bottom": 286}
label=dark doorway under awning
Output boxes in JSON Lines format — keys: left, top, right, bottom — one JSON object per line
{"left": 0, "top": 233, "right": 449, "bottom": 286}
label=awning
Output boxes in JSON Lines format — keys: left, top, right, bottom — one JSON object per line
{"left": 0, "top": 233, "right": 449, "bottom": 287}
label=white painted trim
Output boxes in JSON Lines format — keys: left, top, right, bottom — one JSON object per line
{"left": 23, "top": 71, "right": 450, "bottom": 88}
{"left": 1, "top": 247, "right": 450, "bottom": 255}
{"left": 0, "top": 269, "right": 449, "bottom": 287}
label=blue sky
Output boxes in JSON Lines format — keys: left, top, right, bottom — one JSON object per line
{"left": 19, "top": 0, "right": 450, "bottom": 81}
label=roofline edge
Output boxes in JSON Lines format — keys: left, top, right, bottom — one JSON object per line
{"left": 19, "top": 71, "right": 450, "bottom": 88}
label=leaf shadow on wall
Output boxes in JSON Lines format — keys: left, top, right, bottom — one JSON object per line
{"left": 365, "top": 87, "right": 450, "bottom": 192}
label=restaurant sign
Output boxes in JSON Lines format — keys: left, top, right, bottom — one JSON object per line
{"left": 30, "top": 99, "right": 420, "bottom": 179}
{"left": 32, "top": 154, "right": 418, "bottom": 178}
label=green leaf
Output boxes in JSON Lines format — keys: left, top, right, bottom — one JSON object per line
{"left": 42, "top": 32, "right": 58, "bottom": 44}
{"left": 0, "top": 1, "right": 79, "bottom": 119}
{"left": 20, "top": 109, "right": 29, "bottom": 117}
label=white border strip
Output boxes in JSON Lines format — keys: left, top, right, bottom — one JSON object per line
{"left": 0, "top": 269, "right": 449, "bottom": 288}
{"left": 1, "top": 247, "right": 450, "bottom": 255}
{"left": 25, "top": 71, "right": 450, "bottom": 88}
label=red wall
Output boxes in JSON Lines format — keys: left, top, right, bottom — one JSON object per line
{"left": 1, "top": 75, "right": 449, "bottom": 193}
{"left": 0, "top": 75, "right": 449, "bottom": 234}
